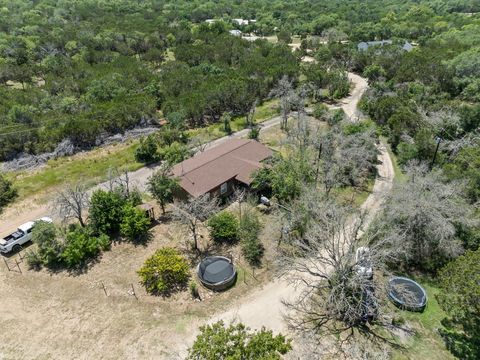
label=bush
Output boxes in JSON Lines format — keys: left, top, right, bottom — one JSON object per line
{"left": 277, "top": 29, "right": 292, "bottom": 44}
{"left": 248, "top": 126, "right": 260, "bottom": 140}
{"left": 135, "top": 135, "right": 159, "bottom": 163}
{"left": 25, "top": 250, "right": 42, "bottom": 270}
{"left": 391, "top": 316, "right": 406, "bottom": 326}
{"left": 189, "top": 281, "right": 200, "bottom": 299}
{"left": 437, "top": 249, "right": 480, "bottom": 359}
{"left": 239, "top": 210, "right": 264, "bottom": 266}
{"left": 341, "top": 119, "right": 376, "bottom": 135}
{"left": 397, "top": 141, "right": 418, "bottom": 166}
{"left": 328, "top": 109, "right": 346, "bottom": 126}
{"left": 31, "top": 221, "right": 63, "bottom": 267}
{"left": 221, "top": 112, "right": 232, "bottom": 134}
{"left": 138, "top": 247, "right": 190, "bottom": 295}
{"left": 120, "top": 204, "right": 151, "bottom": 241}
{"left": 159, "top": 141, "right": 191, "bottom": 165}
{"left": 313, "top": 103, "right": 329, "bottom": 120}
{"left": 89, "top": 190, "right": 127, "bottom": 235}
{"left": 0, "top": 173, "right": 17, "bottom": 213}
{"left": 61, "top": 227, "right": 110, "bottom": 268}
{"left": 208, "top": 211, "right": 239, "bottom": 243}
{"left": 187, "top": 321, "right": 292, "bottom": 359}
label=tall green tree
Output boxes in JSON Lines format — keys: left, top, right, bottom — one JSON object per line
{"left": 188, "top": 321, "right": 292, "bottom": 360}
{"left": 89, "top": 190, "right": 127, "bottom": 235}
{"left": 148, "top": 165, "right": 179, "bottom": 214}
{"left": 437, "top": 249, "right": 480, "bottom": 360}
{"left": 0, "top": 173, "right": 17, "bottom": 213}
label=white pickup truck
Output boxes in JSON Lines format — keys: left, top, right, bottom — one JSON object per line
{"left": 0, "top": 217, "right": 53, "bottom": 254}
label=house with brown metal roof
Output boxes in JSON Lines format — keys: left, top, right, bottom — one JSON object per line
{"left": 171, "top": 139, "right": 272, "bottom": 199}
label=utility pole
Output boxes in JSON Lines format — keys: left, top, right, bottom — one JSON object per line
{"left": 430, "top": 128, "right": 444, "bottom": 170}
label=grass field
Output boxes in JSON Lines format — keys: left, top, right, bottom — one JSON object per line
{"left": 8, "top": 142, "right": 143, "bottom": 202}
{"left": 390, "top": 278, "right": 453, "bottom": 360}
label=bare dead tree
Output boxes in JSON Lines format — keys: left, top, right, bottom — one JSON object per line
{"left": 315, "top": 122, "right": 378, "bottom": 195}
{"left": 53, "top": 183, "right": 90, "bottom": 227}
{"left": 189, "top": 134, "right": 209, "bottom": 153}
{"left": 278, "top": 192, "right": 402, "bottom": 339}
{"left": 246, "top": 100, "right": 258, "bottom": 127}
{"left": 369, "top": 163, "right": 478, "bottom": 270}
{"left": 171, "top": 194, "right": 220, "bottom": 251}
{"left": 270, "top": 75, "right": 294, "bottom": 130}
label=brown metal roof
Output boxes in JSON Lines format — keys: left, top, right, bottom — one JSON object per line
{"left": 171, "top": 139, "right": 272, "bottom": 197}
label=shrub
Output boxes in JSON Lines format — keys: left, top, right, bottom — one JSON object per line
{"left": 25, "top": 250, "right": 42, "bottom": 270}
{"left": 31, "top": 221, "right": 63, "bottom": 267}
{"left": 391, "top": 316, "right": 406, "bottom": 326}
{"left": 89, "top": 190, "right": 127, "bottom": 235}
{"left": 189, "top": 281, "right": 200, "bottom": 299}
{"left": 0, "top": 173, "right": 17, "bottom": 213}
{"left": 120, "top": 204, "right": 151, "bottom": 241}
{"left": 61, "top": 227, "right": 110, "bottom": 268}
{"left": 221, "top": 112, "right": 232, "bottom": 134}
{"left": 328, "top": 108, "right": 345, "bottom": 126}
{"left": 313, "top": 103, "right": 329, "bottom": 120}
{"left": 138, "top": 247, "right": 190, "bottom": 295}
{"left": 159, "top": 141, "right": 190, "bottom": 165}
{"left": 396, "top": 141, "right": 418, "bottom": 166}
{"left": 436, "top": 249, "right": 480, "bottom": 359}
{"left": 208, "top": 211, "right": 239, "bottom": 243}
{"left": 341, "top": 119, "right": 376, "bottom": 135}
{"left": 277, "top": 29, "right": 292, "bottom": 44}
{"left": 248, "top": 126, "right": 260, "bottom": 140}
{"left": 135, "top": 135, "right": 159, "bottom": 163}
{"left": 239, "top": 210, "right": 264, "bottom": 266}
{"left": 187, "top": 321, "right": 292, "bottom": 359}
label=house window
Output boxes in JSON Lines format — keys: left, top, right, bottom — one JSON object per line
{"left": 220, "top": 182, "right": 228, "bottom": 195}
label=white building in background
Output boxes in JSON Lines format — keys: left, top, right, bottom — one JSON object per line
{"left": 233, "top": 19, "right": 257, "bottom": 26}
{"left": 233, "top": 18, "right": 249, "bottom": 26}
{"left": 229, "top": 29, "right": 242, "bottom": 37}
{"left": 205, "top": 19, "right": 217, "bottom": 25}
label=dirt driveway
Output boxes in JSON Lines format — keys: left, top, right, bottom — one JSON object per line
{"left": 0, "top": 216, "right": 275, "bottom": 360}
{"left": 0, "top": 73, "right": 379, "bottom": 359}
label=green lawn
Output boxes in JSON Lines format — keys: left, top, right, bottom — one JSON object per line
{"left": 8, "top": 142, "right": 143, "bottom": 202}
{"left": 390, "top": 278, "right": 453, "bottom": 360}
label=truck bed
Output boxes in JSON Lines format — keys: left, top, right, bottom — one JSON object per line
{"left": 1, "top": 230, "right": 25, "bottom": 244}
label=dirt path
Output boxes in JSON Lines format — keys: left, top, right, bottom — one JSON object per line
{"left": 327, "top": 72, "right": 368, "bottom": 120}
{"left": 185, "top": 140, "right": 394, "bottom": 345}
{"left": 0, "top": 72, "right": 387, "bottom": 360}
{"left": 0, "top": 72, "right": 368, "bottom": 237}
{"left": 174, "top": 74, "right": 393, "bottom": 356}
{"left": 0, "top": 115, "right": 285, "bottom": 237}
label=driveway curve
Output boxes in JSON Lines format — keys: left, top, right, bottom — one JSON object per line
{"left": 175, "top": 74, "right": 394, "bottom": 357}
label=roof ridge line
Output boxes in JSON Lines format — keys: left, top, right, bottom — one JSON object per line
{"left": 178, "top": 139, "right": 253, "bottom": 175}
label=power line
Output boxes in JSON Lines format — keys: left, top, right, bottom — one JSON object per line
{"left": 0, "top": 127, "right": 42, "bottom": 137}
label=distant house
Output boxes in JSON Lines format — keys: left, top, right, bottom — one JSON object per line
{"left": 357, "top": 40, "right": 393, "bottom": 51}
{"left": 402, "top": 41, "right": 414, "bottom": 52}
{"left": 233, "top": 18, "right": 249, "bottom": 26}
{"left": 229, "top": 29, "right": 242, "bottom": 37}
{"left": 171, "top": 139, "right": 273, "bottom": 199}
{"left": 205, "top": 19, "right": 217, "bottom": 25}
{"left": 358, "top": 40, "right": 414, "bottom": 52}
